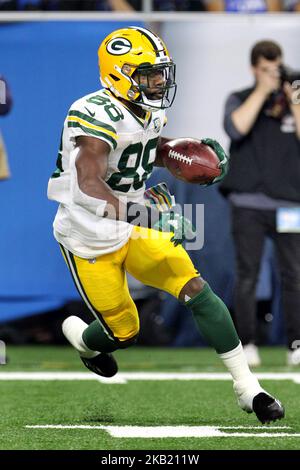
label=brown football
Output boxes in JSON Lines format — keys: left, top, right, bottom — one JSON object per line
{"left": 160, "top": 137, "right": 221, "bottom": 184}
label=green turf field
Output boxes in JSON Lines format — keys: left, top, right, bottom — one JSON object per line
{"left": 0, "top": 346, "right": 299, "bottom": 450}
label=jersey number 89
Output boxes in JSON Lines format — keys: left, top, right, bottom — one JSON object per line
{"left": 106, "top": 137, "right": 159, "bottom": 193}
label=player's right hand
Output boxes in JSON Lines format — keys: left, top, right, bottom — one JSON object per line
{"left": 153, "top": 212, "right": 195, "bottom": 247}
{"left": 201, "top": 138, "right": 229, "bottom": 185}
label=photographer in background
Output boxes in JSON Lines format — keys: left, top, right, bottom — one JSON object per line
{"left": 220, "top": 40, "right": 300, "bottom": 366}
{"left": 0, "top": 76, "right": 13, "bottom": 180}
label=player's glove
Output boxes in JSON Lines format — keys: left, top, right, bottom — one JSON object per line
{"left": 153, "top": 211, "right": 195, "bottom": 247}
{"left": 144, "top": 182, "right": 175, "bottom": 212}
{"left": 201, "top": 138, "right": 229, "bottom": 185}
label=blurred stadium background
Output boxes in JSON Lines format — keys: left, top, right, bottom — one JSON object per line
{"left": 1, "top": 5, "right": 300, "bottom": 451}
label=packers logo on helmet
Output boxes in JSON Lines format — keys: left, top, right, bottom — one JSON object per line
{"left": 98, "top": 26, "right": 177, "bottom": 111}
{"left": 106, "top": 38, "right": 132, "bottom": 55}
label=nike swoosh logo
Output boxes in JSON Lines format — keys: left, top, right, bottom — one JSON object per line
{"left": 84, "top": 107, "right": 95, "bottom": 117}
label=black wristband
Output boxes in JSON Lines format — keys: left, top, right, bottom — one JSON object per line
{"left": 126, "top": 202, "right": 160, "bottom": 228}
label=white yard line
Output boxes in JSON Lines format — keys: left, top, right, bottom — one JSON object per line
{"left": 1, "top": 371, "right": 300, "bottom": 384}
{"left": 25, "top": 424, "right": 299, "bottom": 439}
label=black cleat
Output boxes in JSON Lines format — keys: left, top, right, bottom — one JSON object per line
{"left": 252, "top": 392, "right": 285, "bottom": 424}
{"left": 81, "top": 353, "right": 118, "bottom": 378}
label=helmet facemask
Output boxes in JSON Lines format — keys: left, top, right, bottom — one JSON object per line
{"left": 124, "top": 62, "right": 177, "bottom": 111}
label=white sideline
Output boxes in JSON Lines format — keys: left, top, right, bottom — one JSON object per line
{"left": 1, "top": 371, "right": 300, "bottom": 384}
{"left": 25, "top": 424, "right": 299, "bottom": 439}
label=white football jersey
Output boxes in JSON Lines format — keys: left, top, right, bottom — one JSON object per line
{"left": 47, "top": 89, "right": 167, "bottom": 258}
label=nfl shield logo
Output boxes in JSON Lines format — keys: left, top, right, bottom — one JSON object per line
{"left": 153, "top": 118, "right": 161, "bottom": 133}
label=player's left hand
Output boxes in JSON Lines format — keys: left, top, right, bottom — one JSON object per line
{"left": 154, "top": 212, "right": 195, "bottom": 247}
{"left": 201, "top": 138, "right": 229, "bottom": 185}
{"left": 144, "top": 182, "right": 175, "bottom": 212}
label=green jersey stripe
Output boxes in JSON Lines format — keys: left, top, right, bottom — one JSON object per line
{"left": 68, "top": 110, "right": 116, "bottom": 134}
{"left": 68, "top": 122, "right": 117, "bottom": 149}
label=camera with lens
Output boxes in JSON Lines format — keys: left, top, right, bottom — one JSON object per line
{"left": 279, "top": 65, "right": 300, "bottom": 85}
{"left": 265, "top": 65, "right": 300, "bottom": 119}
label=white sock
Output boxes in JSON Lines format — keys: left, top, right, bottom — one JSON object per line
{"left": 62, "top": 316, "right": 99, "bottom": 359}
{"left": 219, "top": 342, "right": 263, "bottom": 411}
{"left": 219, "top": 342, "right": 257, "bottom": 383}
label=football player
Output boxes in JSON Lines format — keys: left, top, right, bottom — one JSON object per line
{"left": 48, "top": 26, "right": 284, "bottom": 424}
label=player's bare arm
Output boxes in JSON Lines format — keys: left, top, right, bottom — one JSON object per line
{"left": 74, "top": 135, "right": 167, "bottom": 223}
{"left": 75, "top": 135, "right": 126, "bottom": 220}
